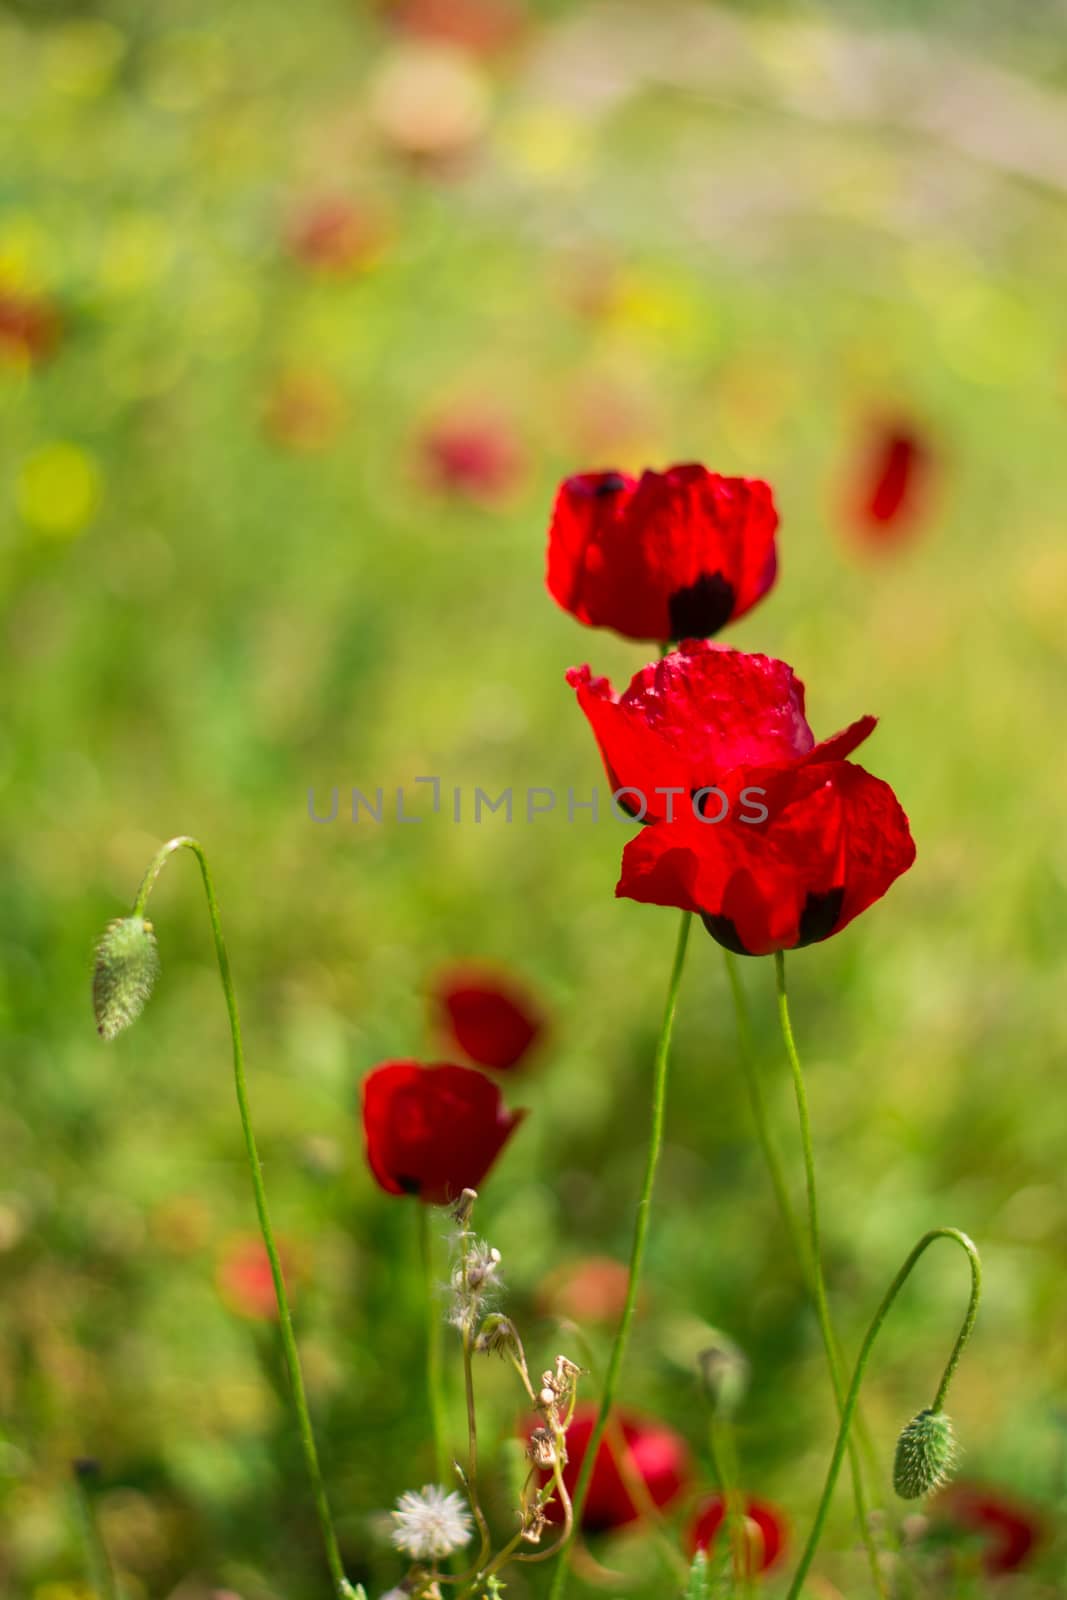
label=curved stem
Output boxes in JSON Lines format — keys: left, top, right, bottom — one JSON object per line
{"left": 786, "top": 1228, "right": 981, "bottom": 1600}
{"left": 417, "top": 1205, "right": 449, "bottom": 1486}
{"left": 773, "top": 951, "right": 886, "bottom": 1598}
{"left": 547, "top": 909, "right": 693, "bottom": 1600}
{"left": 133, "top": 836, "right": 349, "bottom": 1597}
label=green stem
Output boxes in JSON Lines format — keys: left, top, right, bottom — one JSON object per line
{"left": 773, "top": 950, "right": 886, "bottom": 1599}
{"left": 707, "top": 1419, "right": 752, "bottom": 1598}
{"left": 133, "top": 836, "right": 349, "bottom": 1598}
{"left": 547, "top": 909, "right": 693, "bottom": 1600}
{"left": 417, "top": 1204, "right": 449, "bottom": 1485}
{"left": 786, "top": 1228, "right": 981, "bottom": 1600}
{"left": 72, "top": 1462, "right": 118, "bottom": 1600}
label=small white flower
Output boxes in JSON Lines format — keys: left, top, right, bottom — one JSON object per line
{"left": 390, "top": 1484, "right": 473, "bottom": 1560}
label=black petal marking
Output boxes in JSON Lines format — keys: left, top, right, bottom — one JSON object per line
{"left": 700, "top": 912, "right": 752, "bottom": 956}
{"left": 795, "top": 887, "right": 845, "bottom": 948}
{"left": 668, "top": 572, "right": 736, "bottom": 639}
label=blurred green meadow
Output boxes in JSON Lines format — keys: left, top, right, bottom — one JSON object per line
{"left": 3, "top": 0, "right": 1067, "bottom": 1594}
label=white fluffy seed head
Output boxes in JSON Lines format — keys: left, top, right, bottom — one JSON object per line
{"left": 390, "top": 1484, "right": 473, "bottom": 1560}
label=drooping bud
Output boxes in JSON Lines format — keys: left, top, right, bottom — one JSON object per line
{"left": 92, "top": 916, "right": 160, "bottom": 1040}
{"left": 697, "top": 1334, "right": 749, "bottom": 1420}
{"left": 474, "top": 1313, "right": 520, "bottom": 1359}
{"left": 893, "top": 1408, "right": 958, "bottom": 1499}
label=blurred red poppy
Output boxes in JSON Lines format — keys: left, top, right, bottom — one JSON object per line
{"left": 689, "top": 1493, "right": 787, "bottom": 1575}
{"left": 383, "top": 0, "right": 526, "bottom": 57}
{"left": 547, "top": 465, "right": 778, "bottom": 643}
{"left": 536, "top": 1256, "right": 634, "bottom": 1325}
{"left": 847, "top": 421, "right": 932, "bottom": 546}
{"left": 939, "top": 1484, "right": 1043, "bottom": 1574}
{"left": 618, "top": 756, "right": 914, "bottom": 956}
{"left": 286, "top": 200, "right": 382, "bottom": 275}
{"left": 433, "top": 966, "right": 543, "bottom": 1070}
{"left": 0, "top": 291, "right": 62, "bottom": 365}
{"left": 362, "top": 1060, "right": 525, "bottom": 1204}
{"left": 567, "top": 643, "right": 875, "bottom": 820}
{"left": 216, "top": 1235, "right": 295, "bottom": 1321}
{"left": 538, "top": 1404, "right": 690, "bottom": 1532}
{"left": 420, "top": 415, "right": 523, "bottom": 503}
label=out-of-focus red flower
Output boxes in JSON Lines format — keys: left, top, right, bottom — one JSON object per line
{"left": 216, "top": 1235, "right": 295, "bottom": 1321}
{"left": 383, "top": 0, "right": 527, "bottom": 58}
{"left": 261, "top": 369, "right": 344, "bottom": 453}
{"left": 362, "top": 1060, "right": 525, "bottom": 1205}
{"left": 689, "top": 1494, "right": 787, "bottom": 1575}
{"left": 286, "top": 200, "right": 384, "bottom": 275}
{"left": 420, "top": 414, "right": 523, "bottom": 503}
{"left": 938, "top": 1484, "right": 1043, "bottom": 1574}
{"left": 535, "top": 1405, "right": 690, "bottom": 1532}
{"left": 0, "top": 290, "right": 62, "bottom": 365}
{"left": 547, "top": 465, "right": 778, "bottom": 643}
{"left": 568, "top": 642, "right": 876, "bottom": 821}
{"left": 536, "top": 1257, "right": 634, "bottom": 1325}
{"left": 433, "top": 966, "right": 544, "bottom": 1070}
{"left": 847, "top": 421, "right": 932, "bottom": 546}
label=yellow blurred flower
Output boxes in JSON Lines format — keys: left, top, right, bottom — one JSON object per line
{"left": 16, "top": 444, "right": 102, "bottom": 538}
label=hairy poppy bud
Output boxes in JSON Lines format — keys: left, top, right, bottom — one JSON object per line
{"left": 893, "top": 1408, "right": 958, "bottom": 1499}
{"left": 92, "top": 916, "right": 160, "bottom": 1040}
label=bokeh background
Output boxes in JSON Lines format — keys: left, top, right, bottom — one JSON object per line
{"left": 2, "top": 0, "right": 1066, "bottom": 1595}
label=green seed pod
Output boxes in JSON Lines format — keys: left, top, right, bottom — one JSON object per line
{"left": 92, "top": 916, "right": 160, "bottom": 1040}
{"left": 893, "top": 1407, "right": 958, "bottom": 1499}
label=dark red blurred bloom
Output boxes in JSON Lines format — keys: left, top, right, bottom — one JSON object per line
{"left": 689, "top": 1494, "right": 787, "bottom": 1575}
{"left": 216, "top": 1235, "right": 295, "bottom": 1321}
{"left": 287, "top": 199, "right": 383, "bottom": 275}
{"left": 420, "top": 415, "right": 523, "bottom": 503}
{"left": 537, "top": 1404, "right": 690, "bottom": 1532}
{"left": 0, "top": 291, "right": 62, "bottom": 365}
{"left": 362, "top": 1060, "right": 525, "bottom": 1204}
{"left": 434, "top": 966, "right": 544, "bottom": 1070}
{"left": 848, "top": 422, "right": 931, "bottom": 545}
{"left": 939, "top": 1484, "right": 1043, "bottom": 1574}
{"left": 568, "top": 642, "right": 875, "bottom": 820}
{"left": 547, "top": 464, "right": 778, "bottom": 642}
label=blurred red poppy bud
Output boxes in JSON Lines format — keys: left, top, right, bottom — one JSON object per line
{"left": 547, "top": 464, "right": 778, "bottom": 643}
{"left": 846, "top": 420, "right": 933, "bottom": 547}
{"left": 937, "top": 1484, "right": 1043, "bottom": 1574}
{"left": 362, "top": 1060, "right": 526, "bottom": 1205}
{"left": 0, "top": 290, "right": 62, "bottom": 366}
{"left": 286, "top": 200, "right": 384, "bottom": 275}
{"left": 536, "top": 1256, "right": 634, "bottom": 1325}
{"left": 383, "top": 0, "right": 527, "bottom": 58}
{"left": 216, "top": 1235, "right": 295, "bottom": 1321}
{"left": 420, "top": 416, "right": 523, "bottom": 504}
{"left": 535, "top": 1404, "right": 690, "bottom": 1532}
{"left": 433, "top": 965, "right": 544, "bottom": 1070}
{"left": 689, "top": 1494, "right": 787, "bottom": 1575}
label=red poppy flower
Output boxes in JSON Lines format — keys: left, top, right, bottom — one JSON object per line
{"left": 939, "top": 1484, "right": 1043, "bottom": 1574}
{"left": 618, "top": 757, "right": 915, "bottom": 956}
{"left": 536, "top": 1404, "right": 690, "bottom": 1532}
{"left": 362, "top": 1060, "right": 525, "bottom": 1205}
{"left": 848, "top": 421, "right": 931, "bottom": 545}
{"left": 420, "top": 415, "right": 522, "bottom": 503}
{"left": 689, "top": 1494, "right": 787, "bottom": 1575}
{"left": 568, "top": 643, "right": 876, "bottom": 820}
{"left": 0, "top": 291, "right": 62, "bottom": 365}
{"left": 384, "top": 0, "right": 527, "bottom": 58}
{"left": 547, "top": 464, "right": 778, "bottom": 642}
{"left": 433, "top": 966, "right": 544, "bottom": 1070}
{"left": 536, "top": 1256, "right": 634, "bottom": 1324}
{"left": 286, "top": 200, "right": 382, "bottom": 275}
{"left": 216, "top": 1235, "right": 296, "bottom": 1321}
